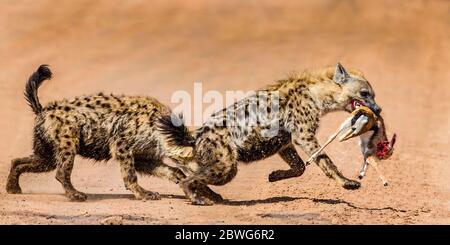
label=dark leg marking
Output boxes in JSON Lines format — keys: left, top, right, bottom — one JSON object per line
{"left": 269, "top": 144, "right": 306, "bottom": 182}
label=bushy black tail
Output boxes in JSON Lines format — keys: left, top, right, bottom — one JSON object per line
{"left": 157, "top": 114, "right": 195, "bottom": 160}
{"left": 158, "top": 114, "right": 195, "bottom": 147}
{"left": 24, "top": 65, "right": 52, "bottom": 115}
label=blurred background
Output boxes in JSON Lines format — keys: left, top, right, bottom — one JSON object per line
{"left": 0, "top": 0, "right": 448, "bottom": 224}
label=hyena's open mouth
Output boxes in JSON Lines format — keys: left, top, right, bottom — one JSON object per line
{"left": 351, "top": 99, "right": 365, "bottom": 110}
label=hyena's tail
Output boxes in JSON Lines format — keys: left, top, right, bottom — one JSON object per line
{"left": 24, "top": 64, "right": 52, "bottom": 115}
{"left": 157, "top": 114, "right": 195, "bottom": 160}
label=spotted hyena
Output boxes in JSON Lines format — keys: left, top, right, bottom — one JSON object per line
{"left": 6, "top": 65, "right": 220, "bottom": 202}
{"left": 159, "top": 63, "right": 382, "bottom": 205}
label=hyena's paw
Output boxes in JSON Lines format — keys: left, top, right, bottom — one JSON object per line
{"left": 132, "top": 186, "right": 161, "bottom": 201}
{"left": 205, "top": 190, "right": 223, "bottom": 203}
{"left": 6, "top": 180, "right": 22, "bottom": 194}
{"left": 197, "top": 185, "right": 223, "bottom": 203}
{"left": 268, "top": 170, "right": 286, "bottom": 182}
{"left": 190, "top": 196, "right": 214, "bottom": 206}
{"left": 342, "top": 179, "right": 361, "bottom": 190}
{"left": 181, "top": 182, "right": 215, "bottom": 205}
{"left": 138, "top": 191, "right": 161, "bottom": 201}
{"left": 67, "top": 191, "right": 88, "bottom": 202}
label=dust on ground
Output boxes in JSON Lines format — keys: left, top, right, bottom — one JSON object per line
{"left": 0, "top": 0, "right": 448, "bottom": 224}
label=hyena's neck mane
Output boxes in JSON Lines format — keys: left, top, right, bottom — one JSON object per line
{"left": 264, "top": 67, "right": 344, "bottom": 116}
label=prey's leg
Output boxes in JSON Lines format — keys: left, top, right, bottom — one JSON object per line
{"left": 306, "top": 118, "right": 352, "bottom": 164}
{"left": 306, "top": 131, "right": 339, "bottom": 165}
{"left": 367, "top": 157, "right": 388, "bottom": 186}
{"left": 339, "top": 115, "right": 369, "bottom": 141}
{"left": 296, "top": 134, "right": 361, "bottom": 190}
{"left": 358, "top": 159, "right": 369, "bottom": 179}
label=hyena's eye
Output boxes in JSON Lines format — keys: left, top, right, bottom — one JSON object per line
{"left": 360, "top": 91, "right": 371, "bottom": 98}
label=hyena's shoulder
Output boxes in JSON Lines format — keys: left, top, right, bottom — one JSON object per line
{"left": 265, "top": 67, "right": 339, "bottom": 92}
{"left": 262, "top": 68, "right": 343, "bottom": 133}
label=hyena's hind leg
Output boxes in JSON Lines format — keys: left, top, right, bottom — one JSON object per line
{"left": 191, "top": 181, "right": 223, "bottom": 203}
{"left": 269, "top": 144, "right": 306, "bottom": 182}
{"left": 180, "top": 157, "right": 238, "bottom": 206}
{"left": 6, "top": 155, "right": 56, "bottom": 194}
{"left": 7, "top": 156, "right": 36, "bottom": 193}
{"left": 135, "top": 159, "right": 223, "bottom": 202}
{"left": 179, "top": 175, "right": 214, "bottom": 206}
{"left": 111, "top": 139, "right": 160, "bottom": 201}
{"left": 177, "top": 177, "right": 223, "bottom": 203}
{"left": 134, "top": 158, "right": 185, "bottom": 185}
{"left": 165, "top": 160, "right": 223, "bottom": 202}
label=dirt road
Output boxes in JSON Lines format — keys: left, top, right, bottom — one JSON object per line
{"left": 0, "top": 0, "right": 449, "bottom": 224}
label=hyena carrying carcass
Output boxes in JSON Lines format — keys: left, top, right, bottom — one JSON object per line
{"left": 6, "top": 65, "right": 221, "bottom": 202}
{"left": 159, "top": 63, "right": 382, "bottom": 205}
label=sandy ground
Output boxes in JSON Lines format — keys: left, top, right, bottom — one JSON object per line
{"left": 0, "top": 0, "right": 449, "bottom": 224}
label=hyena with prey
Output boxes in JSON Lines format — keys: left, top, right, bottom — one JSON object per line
{"left": 159, "top": 63, "right": 382, "bottom": 205}
{"left": 6, "top": 65, "right": 220, "bottom": 202}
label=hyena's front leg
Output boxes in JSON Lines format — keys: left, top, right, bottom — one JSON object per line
{"left": 111, "top": 139, "right": 160, "bottom": 200}
{"left": 153, "top": 166, "right": 224, "bottom": 202}
{"left": 269, "top": 144, "right": 306, "bottom": 182}
{"left": 296, "top": 136, "right": 361, "bottom": 190}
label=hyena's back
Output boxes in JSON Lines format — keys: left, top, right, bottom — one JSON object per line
{"left": 34, "top": 93, "right": 171, "bottom": 164}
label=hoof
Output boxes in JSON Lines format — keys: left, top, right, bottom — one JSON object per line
{"left": 343, "top": 180, "right": 361, "bottom": 190}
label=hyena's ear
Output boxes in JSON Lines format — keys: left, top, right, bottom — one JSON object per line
{"left": 333, "top": 62, "right": 350, "bottom": 84}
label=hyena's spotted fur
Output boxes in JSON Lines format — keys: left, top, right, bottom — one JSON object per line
{"left": 6, "top": 65, "right": 220, "bottom": 202}
{"left": 159, "top": 63, "right": 382, "bottom": 205}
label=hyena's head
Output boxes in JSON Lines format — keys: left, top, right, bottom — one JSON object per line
{"left": 333, "top": 63, "right": 381, "bottom": 115}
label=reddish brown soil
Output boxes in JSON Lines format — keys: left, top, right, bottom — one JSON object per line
{"left": 0, "top": 0, "right": 449, "bottom": 224}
